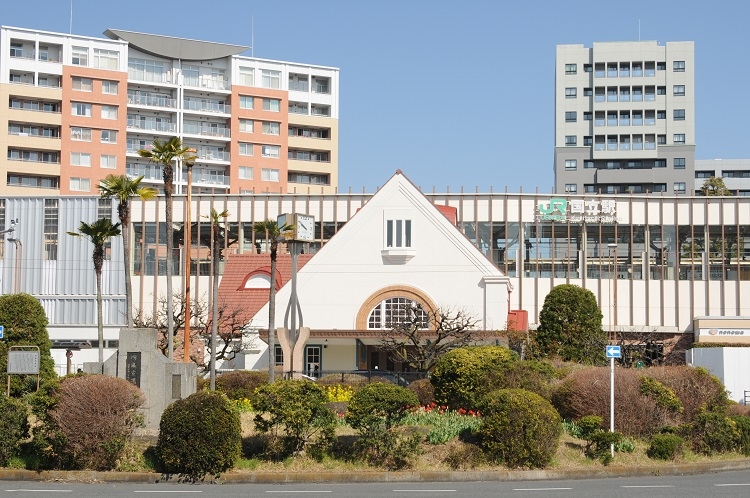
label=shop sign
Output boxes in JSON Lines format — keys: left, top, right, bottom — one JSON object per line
{"left": 536, "top": 198, "right": 618, "bottom": 223}
{"left": 698, "top": 328, "right": 748, "bottom": 337}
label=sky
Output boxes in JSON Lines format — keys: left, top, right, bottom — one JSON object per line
{"left": 2, "top": 0, "right": 750, "bottom": 193}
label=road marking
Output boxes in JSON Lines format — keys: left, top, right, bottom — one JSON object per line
{"left": 621, "top": 485, "right": 674, "bottom": 488}
{"left": 265, "top": 492, "right": 332, "bottom": 494}
{"left": 715, "top": 483, "right": 750, "bottom": 486}
{"left": 133, "top": 492, "right": 202, "bottom": 494}
{"left": 5, "top": 491, "right": 72, "bottom": 493}
{"left": 512, "top": 488, "right": 572, "bottom": 491}
{"left": 392, "top": 491, "right": 456, "bottom": 493}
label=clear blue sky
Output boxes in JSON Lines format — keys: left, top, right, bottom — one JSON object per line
{"left": 3, "top": 0, "right": 749, "bottom": 193}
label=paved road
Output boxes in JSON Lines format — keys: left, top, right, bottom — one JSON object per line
{"left": 2, "top": 471, "right": 750, "bottom": 497}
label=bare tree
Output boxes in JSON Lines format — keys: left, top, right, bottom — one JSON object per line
{"left": 379, "top": 306, "right": 482, "bottom": 372}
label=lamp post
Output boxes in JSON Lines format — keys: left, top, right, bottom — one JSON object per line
{"left": 7, "top": 237, "right": 22, "bottom": 293}
{"left": 183, "top": 149, "right": 196, "bottom": 363}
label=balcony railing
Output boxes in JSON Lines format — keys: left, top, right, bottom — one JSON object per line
{"left": 183, "top": 100, "right": 230, "bottom": 114}
{"left": 181, "top": 170, "right": 229, "bottom": 186}
{"left": 128, "top": 70, "right": 172, "bottom": 85}
{"left": 128, "top": 94, "right": 177, "bottom": 108}
{"left": 195, "top": 149, "right": 230, "bottom": 161}
{"left": 183, "top": 78, "right": 229, "bottom": 91}
{"left": 183, "top": 123, "right": 230, "bottom": 138}
{"left": 126, "top": 119, "right": 177, "bottom": 133}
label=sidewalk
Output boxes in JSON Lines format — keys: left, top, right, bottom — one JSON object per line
{"left": 1, "top": 459, "right": 749, "bottom": 484}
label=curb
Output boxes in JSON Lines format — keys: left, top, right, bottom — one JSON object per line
{"left": 1, "top": 460, "right": 750, "bottom": 484}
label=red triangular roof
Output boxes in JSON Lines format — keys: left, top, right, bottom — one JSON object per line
{"left": 218, "top": 253, "right": 314, "bottom": 328}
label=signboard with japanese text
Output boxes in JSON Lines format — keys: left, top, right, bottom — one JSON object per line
{"left": 536, "top": 198, "right": 619, "bottom": 224}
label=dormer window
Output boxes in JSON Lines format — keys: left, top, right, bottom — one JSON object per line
{"left": 382, "top": 212, "right": 416, "bottom": 263}
{"left": 387, "top": 219, "right": 411, "bottom": 248}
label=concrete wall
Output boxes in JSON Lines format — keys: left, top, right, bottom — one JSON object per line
{"left": 686, "top": 347, "right": 750, "bottom": 403}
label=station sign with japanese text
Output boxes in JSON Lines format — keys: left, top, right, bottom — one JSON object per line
{"left": 536, "top": 198, "right": 619, "bottom": 224}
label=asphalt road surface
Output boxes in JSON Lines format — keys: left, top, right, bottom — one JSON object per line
{"left": 2, "top": 471, "right": 750, "bottom": 497}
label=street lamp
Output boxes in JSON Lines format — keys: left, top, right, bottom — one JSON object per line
{"left": 183, "top": 149, "right": 197, "bottom": 363}
{"left": 7, "top": 237, "right": 22, "bottom": 294}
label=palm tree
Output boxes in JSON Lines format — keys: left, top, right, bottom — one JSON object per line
{"left": 137, "top": 137, "right": 195, "bottom": 359}
{"left": 98, "top": 174, "right": 158, "bottom": 328}
{"left": 205, "top": 208, "right": 229, "bottom": 390}
{"left": 253, "top": 219, "right": 293, "bottom": 382}
{"left": 68, "top": 218, "right": 122, "bottom": 363}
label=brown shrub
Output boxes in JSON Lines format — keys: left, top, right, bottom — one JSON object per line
{"left": 551, "top": 366, "right": 730, "bottom": 438}
{"left": 727, "top": 404, "right": 750, "bottom": 417}
{"left": 407, "top": 378, "right": 435, "bottom": 406}
{"left": 49, "top": 374, "right": 144, "bottom": 470}
{"left": 215, "top": 370, "right": 269, "bottom": 400}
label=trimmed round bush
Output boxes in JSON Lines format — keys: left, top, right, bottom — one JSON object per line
{"left": 215, "top": 370, "right": 268, "bottom": 400}
{"left": 483, "top": 360, "right": 559, "bottom": 399}
{"left": 48, "top": 374, "right": 145, "bottom": 470}
{"left": 157, "top": 391, "right": 241, "bottom": 480}
{"left": 647, "top": 434, "right": 685, "bottom": 460}
{"left": 0, "top": 394, "right": 29, "bottom": 467}
{"left": 476, "top": 389, "right": 562, "bottom": 469}
{"left": 431, "top": 346, "right": 517, "bottom": 411}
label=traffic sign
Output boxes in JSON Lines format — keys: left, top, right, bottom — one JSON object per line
{"left": 606, "top": 345, "right": 621, "bottom": 358}
{"left": 0, "top": 325, "right": 4, "bottom": 339}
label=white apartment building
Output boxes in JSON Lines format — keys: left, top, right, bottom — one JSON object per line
{"left": 554, "top": 41, "right": 695, "bottom": 196}
{"left": 0, "top": 25, "right": 339, "bottom": 196}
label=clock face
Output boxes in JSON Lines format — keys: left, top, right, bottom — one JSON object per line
{"left": 296, "top": 214, "right": 315, "bottom": 241}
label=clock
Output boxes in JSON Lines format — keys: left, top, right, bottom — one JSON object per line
{"left": 278, "top": 213, "right": 315, "bottom": 242}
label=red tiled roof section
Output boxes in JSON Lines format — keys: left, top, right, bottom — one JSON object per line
{"left": 219, "top": 253, "right": 314, "bottom": 328}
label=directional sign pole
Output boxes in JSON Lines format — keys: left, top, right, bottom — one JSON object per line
{"left": 610, "top": 355, "right": 615, "bottom": 457}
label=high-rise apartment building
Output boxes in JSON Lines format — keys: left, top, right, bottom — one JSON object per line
{"left": 0, "top": 26, "right": 339, "bottom": 195}
{"left": 554, "top": 41, "right": 694, "bottom": 196}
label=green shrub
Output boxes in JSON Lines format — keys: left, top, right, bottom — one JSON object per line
{"left": 407, "top": 378, "right": 435, "bottom": 406}
{"left": 443, "top": 441, "right": 486, "bottom": 470}
{"left": 731, "top": 415, "right": 750, "bottom": 456}
{"left": 476, "top": 389, "right": 562, "bottom": 469}
{"left": 215, "top": 370, "right": 268, "bottom": 400}
{"left": 574, "top": 415, "right": 623, "bottom": 462}
{"left": 250, "top": 380, "right": 336, "bottom": 459}
{"left": 157, "top": 391, "right": 241, "bottom": 481}
{"left": 639, "top": 376, "right": 683, "bottom": 413}
{"left": 647, "top": 434, "right": 685, "bottom": 460}
{"left": 402, "top": 406, "right": 482, "bottom": 444}
{"left": 431, "top": 346, "right": 517, "bottom": 411}
{"left": 681, "top": 411, "right": 740, "bottom": 455}
{"left": 482, "top": 360, "right": 558, "bottom": 399}
{"left": 0, "top": 395, "right": 29, "bottom": 466}
{"left": 346, "top": 383, "right": 421, "bottom": 469}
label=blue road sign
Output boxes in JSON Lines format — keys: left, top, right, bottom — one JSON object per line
{"left": 606, "top": 345, "right": 621, "bottom": 358}
{"left": 0, "top": 325, "right": 4, "bottom": 339}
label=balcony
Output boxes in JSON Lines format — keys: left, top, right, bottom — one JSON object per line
{"left": 195, "top": 149, "right": 230, "bottom": 161}
{"left": 183, "top": 77, "right": 229, "bottom": 91}
{"left": 181, "top": 170, "right": 229, "bottom": 186}
{"left": 183, "top": 122, "right": 230, "bottom": 139}
{"left": 126, "top": 119, "right": 176, "bottom": 133}
{"left": 183, "top": 99, "right": 230, "bottom": 114}
{"left": 128, "top": 93, "right": 177, "bottom": 108}
{"left": 126, "top": 162, "right": 162, "bottom": 181}
{"left": 128, "top": 70, "right": 173, "bottom": 85}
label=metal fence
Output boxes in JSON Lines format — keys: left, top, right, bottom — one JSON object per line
{"left": 283, "top": 370, "right": 427, "bottom": 387}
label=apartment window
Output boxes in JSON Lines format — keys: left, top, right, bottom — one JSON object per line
{"left": 311, "top": 104, "right": 330, "bottom": 116}
{"left": 70, "top": 127, "right": 92, "bottom": 141}
{"left": 100, "top": 154, "right": 117, "bottom": 169}
{"left": 654, "top": 159, "right": 666, "bottom": 168}
{"left": 645, "top": 110, "right": 656, "bottom": 126}
{"left": 583, "top": 87, "right": 593, "bottom": 96}
{"left": 239, "top": 166, "right": 253, "bottom": 179}
{"left": 657, "top": 134, "right": 667, "bottom": 144}
{"left": 239, "top": 119, "right": 254, "bottom": 132}
{"left": 607, "top": 87, "right": 618, "bottom": 101}
{"left": 565, "top": 135, "right": 577, "bottom": 146}
{"left": 632, "top": 135, "right": 643, "bottom": 150}
{"left": 606, "top": 161, "right": 620, "bottom": 169}
{"left": 565, "top": 63, "right": 577, "bottom": 74}
{"left": 632, "top": 111, "right": 643, "bottom": 126}
{"left": 619, "top": 87, "right": 630, "bottom": 101}
{"left": 568, "top": 87, "right": 580, "bottom": 98}
{"left": 595, "top": 111, "right": 605, "bottom": 127}
{"left": 657, "top": 110, "right": 666, "bottom": 119}
{"left": 607, "top": 63, "right": 618, "bottom": 77}
{"left": 695, "top": 171, "right": 714, "bottom": 179}
{"left": 386, "top": 219, "right": 412, "bottom": 249}
{"left": 238, "top": 67, "right": 254, "bottom": 86}
{"left": 583, "top": 64, "right": 592, "bottom": 73}
{"left": 101, "top": 80, "right": 118, "bottom": 94}
{"left": 595, "top": 87, "right": 605, "bottom": 102}
{"left": 594, "top": 63, "right": 605, "bottom": 77}
{"left": 656, "top": 86, "right": 666, "bottom": 96}
{"left": 632, "top": 62, "right": 643, "bottom": 77}
{"left": 652, "top": 184, "right": 667, "bottom": 193}
{"left": 262, "top": 98, "right": 280, "bottom": 112}
{"left": 239, "top": 95, "right": 254, "bottom": 109}
{"left": 657, "top": 61, "right": 666, "bottom": 71}
{"left": 619, "top": 63, "right": 630, "bottom": 77}
{"left": 632, "top": 87, "right": 643, "bottom": 101}
{"left": 583, "top": 112, "right": 592, "bottom": 121}
{"left": 673, "top": 85, "right": 685, "bottom": 96}
{"left": 72, "top": 46, "right": 88, "bottom": 66}
{"left": 261, "top": 69, "right": 281, "bottom": 89}
{"left": 607, "top": 135, "right": 618, "bottom": 150}
{"left": 673, "top": 109, "right": 685, "bottom": 120}
{"left": 262, "top": 121, "right": 280, "bottom": 135}
{"left": 262, "top": 145, "right": 280, "bottom": 158}
{"left": 313, "top": 77, "right": 330, "bottom": 94}
{"left": 674, "top": 182, "right": 686, "bottom": 194}
{"left": 261, "top": 168, "right": 279, "bottom": 182}
{"left": 607, "top": 112, "right": 617, "bottom": 126}
{"left": 674, "top": 158, "right": 686, "bottom": 169}
{"left": 101, "top": 130, "right": 117, "bottom": 143}
{"left": 565, "top": 159, "right": 577, "bottom": 170}
{"left": 565, "top": 184, "right": 577, "bottom": 193}
{"left": 44, "top": 199, "right": 58, "bottom": 260}
{"left": 619, "top": 111, "right": 630, "bottom": 126}
{"left": 289, "top": 101, "right": 309, "bottom": 114}
{"left": 673, "top": 134, "right": 686, "bottom": 144}
{"left": 565, "top": 111, "right": 577, "bottom": 122}
{"left": 289, "top": 74, "right": 309, "bottom": 91}
{"left": 101, "top": 105, "right": 118, "bottom": 119}
{"left": 93, "top": 49, "right": 119, "bottom": 70}
{"left": 645, "top": 62, "right": 656, "bottom": 76}
{"left": 583, "top": 136, "right": 593, "bottom": 146}
{"left": 238, "top": 142, "right": 254, "bottom": 156}
{"left": 584, "top": 185, "right": 597, "bottom": 193}
{"left": 71, "top": 102, "right": 92, "bottom": 117}
{"left": 70, "top": 177, "right": 91, "bottom": 192}
{"left": 72, "top": 77, "right": 92, "bottom": 91}
{"left": 70, "top": 152, "right": 92, "bottom": 167}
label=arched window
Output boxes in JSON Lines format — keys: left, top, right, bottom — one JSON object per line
{"left": 243, "top": 273, "right": 270, "bottom": 289}
{"left": 367, "top": 297, "right": 429, "bottom": 330}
